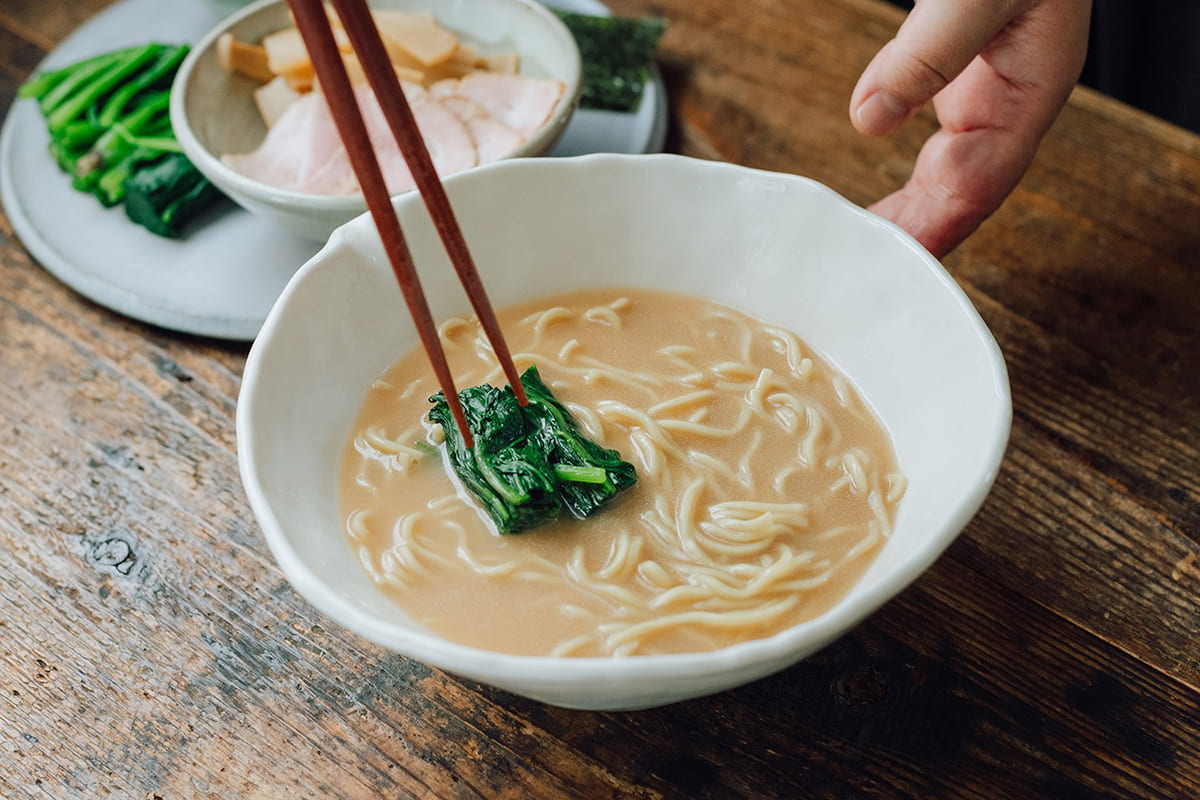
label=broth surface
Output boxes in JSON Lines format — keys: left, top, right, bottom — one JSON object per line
{"left": 338, "top": 289, "right": 904, "bottom": 656}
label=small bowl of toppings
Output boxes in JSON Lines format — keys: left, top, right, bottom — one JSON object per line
{"left": 170, "top": 0, "right": 582, "bottom": 240}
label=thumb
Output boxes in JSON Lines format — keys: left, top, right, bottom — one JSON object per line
{"left": 851, "top": 0, "right": 1024, "bottom": 137}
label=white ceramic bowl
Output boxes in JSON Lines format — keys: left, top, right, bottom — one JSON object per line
{"left": 237, "top": 154, "right": 1012, "bottom": 710}
{"left": 171, "top": 0, "right": 582, "bottom": 241}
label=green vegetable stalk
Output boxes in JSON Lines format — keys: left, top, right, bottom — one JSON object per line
{"left": 428, "top": 366, "right": 637, "bottom": 534}
{"left": 18, "top": 42, "right": 223, "bottom": 237}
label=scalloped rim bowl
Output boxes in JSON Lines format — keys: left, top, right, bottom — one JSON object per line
{"left": 237, "top": 153, "right": 1011, "bottom": 710}
{"left": 171, "top": 0, "right": 582, "bottom": 241}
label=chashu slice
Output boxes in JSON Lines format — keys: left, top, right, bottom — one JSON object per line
{"left": 437, "top": 94, "right": 526, "bottom": 164}
{"left": 356, "top": 82, "right": 477, "bottom": 193}
{"left": 223, "top": 82, "right": 478, "bottom": 196}
{"left": 222, "top": 89, "right": 346, "bottom": 193}
{"left": 431, "top": 73, "right": 564, "bottom": 138}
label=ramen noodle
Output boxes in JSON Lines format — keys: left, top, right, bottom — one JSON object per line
{"left": 338, "top": 289, "right": 905, "bottom": 656}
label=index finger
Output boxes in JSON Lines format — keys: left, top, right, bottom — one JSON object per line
{"left": 851, "top": 0, "right": 1026, "bottom": 136}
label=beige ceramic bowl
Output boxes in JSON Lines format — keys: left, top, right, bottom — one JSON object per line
{"left": 171, "top": 0, "right": 582, "bottom": 240}
{"left": 237, "top": 154, "right": 1012, "bottom": 710}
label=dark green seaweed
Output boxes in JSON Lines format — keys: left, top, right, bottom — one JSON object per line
{"left": 553, "top": 11, "right": 667, "bottom": 112}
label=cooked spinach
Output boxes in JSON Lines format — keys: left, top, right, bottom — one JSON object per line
{"left": 520, "top": 366, "right": 638, "bottom": 519}
{"left": 124, "top": 152, "right": 224, "bottom": 238}
{"left": 428, "top": 366, "right": 637, "bottom": 533}
{"left": 19, "top": 43, "right": 223, "bottom": 237}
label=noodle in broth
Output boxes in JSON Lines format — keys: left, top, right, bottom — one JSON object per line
{"left": 338, "top": 289, "right": 905, "bottom": 656}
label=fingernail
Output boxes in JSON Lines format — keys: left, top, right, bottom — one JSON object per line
{"left": 856, "top": 91, "right": 910, "bottom": 136}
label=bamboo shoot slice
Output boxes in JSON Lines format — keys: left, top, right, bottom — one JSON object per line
{"left": 263, "top": 28, "right": 310, "bottom": 75}
{"left": 372, "top": 10, "right": 459, "bottom": 67}
{"left": 253, "top": 75, "right": 302, "bottom": 128}
{"left": 217, "top": 33, "right": 275, "bottom": 82}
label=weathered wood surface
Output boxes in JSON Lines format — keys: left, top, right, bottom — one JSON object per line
{"left": 1, "top": 0, "right": 1197, "bottom": 797}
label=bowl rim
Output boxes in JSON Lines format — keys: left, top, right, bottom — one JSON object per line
{"left": 237, "top": 152, "right": 1013, "bottom": 685}
{"left": 170, "top": 0, "right": 583, "bottom": 211}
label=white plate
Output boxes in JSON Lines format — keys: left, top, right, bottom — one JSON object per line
{"left": 0, "top": 0, "right": 667, "bottom": 341}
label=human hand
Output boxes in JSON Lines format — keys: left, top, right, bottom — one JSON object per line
{"left": 850, "top": 0, "right": 1092, "bottom": 258}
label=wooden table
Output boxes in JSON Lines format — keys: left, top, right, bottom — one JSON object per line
{"left": 2, "top": 1, "right": 1197, "bottom": 797}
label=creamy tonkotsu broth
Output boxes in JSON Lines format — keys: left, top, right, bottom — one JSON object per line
{"left": 338, "top": 289, "right": 905, "bottom": 657}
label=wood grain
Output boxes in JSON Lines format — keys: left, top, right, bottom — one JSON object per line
{"left": 1, "top": 0, "right": 1197, "bottom": 797}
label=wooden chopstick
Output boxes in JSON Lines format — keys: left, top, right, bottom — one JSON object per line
{"left": 328, "top": 0, "right": 529, "bottom": 408}
{"left": 286, "top": 0, "right": 527, "bottom": 448}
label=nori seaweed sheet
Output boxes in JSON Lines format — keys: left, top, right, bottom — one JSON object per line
{"left": 554, "top": 10, "right": 667, "bottom": 112}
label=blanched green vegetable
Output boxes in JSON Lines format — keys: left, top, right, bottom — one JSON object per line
{"left": 428, "top": 366, "right": 637, "bottom": 534}
{"left": 552, "top": 11, "right": 667, "bottom": 112}
{"left": 520, "top": 366, "right": 638, "bottom": 519}
{"left": 429, "top": 376, "right": 562, "bottom": 534}
{"left": 124, "top": 152, "right": 224, "bottom": 238}
{"left": 19, "top": 43, "right": 222, "bottom": 237}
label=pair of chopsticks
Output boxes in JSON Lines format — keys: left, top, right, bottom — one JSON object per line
{"left": 286, "top": 0, "right": 526, "bottom": 449}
